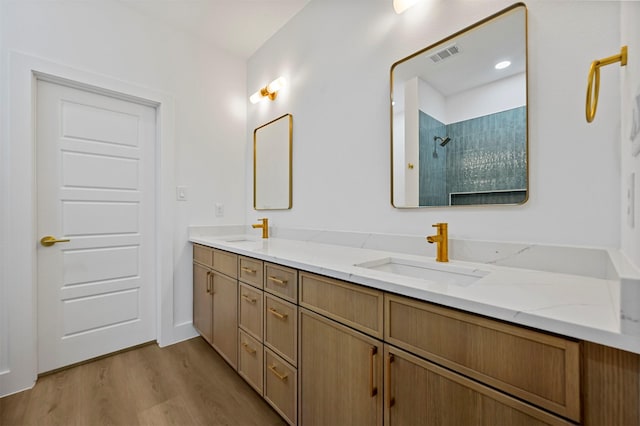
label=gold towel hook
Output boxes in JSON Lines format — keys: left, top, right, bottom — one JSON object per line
{"left": 586, "top": 46, "right": 628, "bottom": 123}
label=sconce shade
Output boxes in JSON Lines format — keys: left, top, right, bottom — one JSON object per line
{"left": 250, "top": 76, "right": 287, "bottom": 104}
{"left": 393, "top": 0, "right": 420, "bottom": 14}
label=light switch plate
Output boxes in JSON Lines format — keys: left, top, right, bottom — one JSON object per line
{"left": 215, "top": 203, "right": 224, "bottom": 217}
{"left": 176, "top": 186, "right": 188, "bottom": 201}
{"left": 628, "top": 173, "right": 635, "bottom": 228}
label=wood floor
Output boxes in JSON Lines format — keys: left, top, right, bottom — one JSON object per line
{"left": 0, "top": 337, "right": 286, "bottom": 426}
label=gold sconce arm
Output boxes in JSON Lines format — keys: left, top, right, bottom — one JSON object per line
{"left": 586, "top": 46, "right": 628, "bottom": 123}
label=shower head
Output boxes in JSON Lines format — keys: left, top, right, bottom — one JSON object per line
{"left": 434, "top": 136, "right": 451, "bottom": 147}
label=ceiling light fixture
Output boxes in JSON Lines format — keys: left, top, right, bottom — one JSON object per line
{"left": 495, "top": 60, "right": 511, "bottom": 70}
{"left": 393, "top": 0, "right": 420, "bottom": 14}
{"left": 250, "top": 76, "right": 287, "bottom": 104}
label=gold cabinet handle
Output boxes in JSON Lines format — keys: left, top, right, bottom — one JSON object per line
{"left": 206, "top": 271, "right": 212, "bottom": 294}
{"left": 40, "top": 235, "right": 70, "bottom": 247}
{"left": 241, "top": 266, "right": 257, "bottom": 274}
{"left": 242, "top": 342, "right": 256, "bottom": 355}
{"left": 268, "top": 307, "right": 287, "bottom": 320}
{"left": 386, "top": 353, "right": 395, "bottom": 407}
{"left": 241, "top": 294, "right": 257, "bottom": 304}
{"left": 369, "top": 346, "right": 378, "bottom": 397}
{"left": 267, "top": 276, "right": 287, "bottom": 286}
{"left": 268, "top": 364, "right": 288, "bottom": 381}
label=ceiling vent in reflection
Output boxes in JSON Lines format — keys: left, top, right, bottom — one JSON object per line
{"left": 429, "top": 44, "right": 461, "bottom": 63}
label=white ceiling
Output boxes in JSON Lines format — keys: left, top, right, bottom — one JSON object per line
{"left": 116, "top": 0, "right": 310, "bottom": 59}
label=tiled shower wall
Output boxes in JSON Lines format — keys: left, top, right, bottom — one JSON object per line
{"left": 418, "top": 112, "right": 447, "bottom": 206}
{"left": 419, "top": 107, "right": 527, "bottom": 206}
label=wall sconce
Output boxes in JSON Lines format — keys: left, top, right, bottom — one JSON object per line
{"left": 250, "top": 77, "right": 287, "bottom": 104}
{"left": 393, "top": 0, "right": 420, "bottom": 14}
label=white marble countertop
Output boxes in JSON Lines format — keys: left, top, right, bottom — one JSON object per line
{"left": 189, "top": 233, "right": 640, "bottom": 354}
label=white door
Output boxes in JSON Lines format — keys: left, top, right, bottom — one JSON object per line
{"left": 36, "top": 79, "right": 157, "bottom": 373}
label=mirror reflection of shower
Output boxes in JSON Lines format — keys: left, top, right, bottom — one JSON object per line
{"left": 433, "top": 136, "right": 451, "bottom": 158}
{"left": 434, "top": 136, "right": 451, "bottom": 146}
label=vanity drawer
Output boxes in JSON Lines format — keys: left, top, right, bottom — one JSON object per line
{"left": 212, "top": 248, "right": 238, "bottom": 278}
{"left": 264, "top": 293, "right": 297, "bottom": 366}
{"left": 238, "top": 330, "right": 263, "bottom": 395}
{"left": 299, "top": 272, "right": 383, "bottom": 339}
{"left": 239, "top": 283, "right": 263, "bottom": 341}
{"left": 264, "top": 263, "right": 298, "bottom": 302}
{"left": 384, "top": 294, "right": 581, "bottom": 422}
{"left": 264, "top": 348, "right": 297, "bottom": 426}
{"left": 193, "top": 244, "right": 213, "bottom": 267}
{"left": 239, "top": 256, "right": 263, "bottom": 288}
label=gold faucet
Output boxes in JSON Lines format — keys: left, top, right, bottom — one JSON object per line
{"left": 426, "top": 223, "right": 448, "bottom": 262}
{"left": 252, "top": 218, "right": 269, "bottom": 239}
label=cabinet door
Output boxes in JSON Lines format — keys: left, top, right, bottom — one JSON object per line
{"left": 193, "top": 262, "right": 212, "bottom": 344}
{"left": 384, "top": 345, "right": 571, "bottom": 426}
{"left": 299, "top": 308, "right": 382, "bottom": 426}
{"left": 212, "top": 271, "right": 238, "bottom": 370}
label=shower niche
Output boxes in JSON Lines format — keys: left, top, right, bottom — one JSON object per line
{"left": 390, "top": 3, "right": 528, "bottom": 208}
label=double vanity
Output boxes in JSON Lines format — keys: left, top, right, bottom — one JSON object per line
{"left": 190, "top": 227, "right": 640, "bottom": 426}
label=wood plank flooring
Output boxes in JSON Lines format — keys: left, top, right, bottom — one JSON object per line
{"left": 0, "top": 337, "right": 286, "bottom": 426}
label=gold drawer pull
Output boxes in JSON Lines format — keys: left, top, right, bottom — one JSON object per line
{"left": 268, "top": 307, "right": 288, "bottom": 320}
{"left": 268, "top": 276, "right": 287, "bottom": 286}
{"left": 386, "top": 353, "right": 395, "bottom": 407}
{"left": 241, "top": 266, "right": 257, "bottom": 274}
{"left": 369, "top": 346, "right": 378, "bottom": 397}
{"left": 268, "top": 364, "right": 288, "bottom": 381}
{"left": 242, "top": 294, "right": 257, "bottom": 304}
{"left": 242, "top": 342, "right": 256, "bottom": 355}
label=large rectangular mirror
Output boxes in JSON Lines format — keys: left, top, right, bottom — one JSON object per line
{"left": 391, "top": 3, "right": 528, "bottom": 208}
{"left": 254, "top": 113, "right": 293, "bottom": 210}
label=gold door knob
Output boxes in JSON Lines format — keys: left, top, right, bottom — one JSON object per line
{"left": 40, "top": 235, "right": 71, "bottom": 247}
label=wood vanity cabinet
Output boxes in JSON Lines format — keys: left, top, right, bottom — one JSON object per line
{"left": 263, "top": 263, "right": 299, "bottom": 425}
{"left": 193, "top": 245, "right": 640, "bottom": 426}
{"left": 193, "top": 260, "right": 213, "bottom": 343}
{"left": 211, "top": 269, "right": 238, "bottom": 369}
{"left": 299, "top": 308, "right": 383, "bottom": 426}
{"left": 383, "top": 345, "right": 571, "bottom": 426}
{"left": 238, "top": 256, "right": 265, "bottom": 394}
{"left": 192, "top": 245, "right": 238, "bottom": 370}
{"left": 298, "top": 271, "right": 575, "bottom": 426}
{"left": 299, "top": 272, "right": 385, "bottom": 426}
{"left": 385, "top": 293, "right": 581, "bottom": 422}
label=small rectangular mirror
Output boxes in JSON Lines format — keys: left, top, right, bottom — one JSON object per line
{"left": 254, "top": 113, "right": 293, "bottom": 210}
{"left": 391, "top": 3, "right": 528, "bottom": 208}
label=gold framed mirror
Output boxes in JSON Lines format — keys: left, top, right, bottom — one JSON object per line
{"left": 391, "top": 3, "right": 528, "bottom": 208}
{"left": 254, "top": 113, "right": 293, "bottom": 210}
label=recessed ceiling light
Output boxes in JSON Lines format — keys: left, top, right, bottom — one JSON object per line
{"left": 495, "top": 60, "right": 511, "bottom": 70}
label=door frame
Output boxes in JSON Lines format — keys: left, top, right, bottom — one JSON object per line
{"left": 1, "top": 51, "right": 181, "bottom": 396}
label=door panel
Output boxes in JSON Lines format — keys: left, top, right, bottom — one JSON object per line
{"left": 62, "top": 246, "right": 139, "bottom": 285}
{"left": 62, "top": 202, "right": 139, "bottom": 235}
{"left": 63, "top": 289, "right": 139, "bottom": 335}
{"left": 62, "top": 100, "right": 140, "bottom": 146}
{"left": 62, "top": 151, "right": 139, "bottom": 190}
{"left": 36, "top": 79, "right": 156, "bottom": 373}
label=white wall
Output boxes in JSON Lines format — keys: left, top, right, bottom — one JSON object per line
{"left": 418, "top": 79, "right": 446, "bottom": 122}
{"left": 446, "top": 73, "right": 526, "bottom": 124}
{"left": 621, "top": 2, "right": 640, "bottom": 270}
{"left": 246, "top": 0, "right": 621, "bottom": 249}
{"left": 0, "top": 0, "right": 246, "bottom": 395}
{"left": 404, "top": 77, "right": 420, "bottom": 205}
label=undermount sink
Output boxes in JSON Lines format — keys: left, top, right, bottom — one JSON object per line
{"left": 355, "top": 257, "right": 490, "bottom": 287}
{"left": 223, "top": 236, "right": 259, "bottom": 244}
